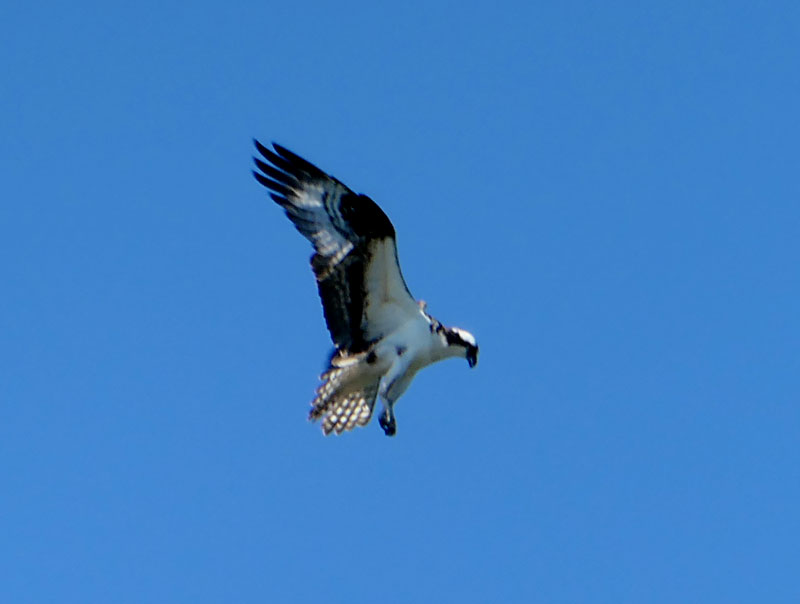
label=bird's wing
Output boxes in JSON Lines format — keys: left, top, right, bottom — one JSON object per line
{"left": 252, "top": 140, "right": 419, "bottom": 353}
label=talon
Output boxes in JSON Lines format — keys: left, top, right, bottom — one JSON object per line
{"left": 378, "top": 413, "right": 396, "bottom": 436}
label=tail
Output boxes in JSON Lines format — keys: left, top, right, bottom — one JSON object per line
{"left": 309, "top": 357, "right": 379, "bottom": 435}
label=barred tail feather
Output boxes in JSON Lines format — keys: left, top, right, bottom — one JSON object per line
{"left": 309, "top": 364, "right": 379, "bottom": 435}
{"left": 321, "top": 385, "right": 379, "bottom": 435}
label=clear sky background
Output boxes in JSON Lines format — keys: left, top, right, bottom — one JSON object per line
{"left": 2, "top": 1, "right": 799, "bottom": 602}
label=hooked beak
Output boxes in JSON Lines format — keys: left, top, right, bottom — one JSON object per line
{"left": 467, "top": 345, "right": 478, "bottom": 368}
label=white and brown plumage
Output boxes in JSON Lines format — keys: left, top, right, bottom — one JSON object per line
{"left": 252, "top": 141, "right": 478, "bottom": 436}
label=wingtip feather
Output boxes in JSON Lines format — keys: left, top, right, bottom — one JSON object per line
{"left": 253, "top": 138, "right": 271, "bottom": 158}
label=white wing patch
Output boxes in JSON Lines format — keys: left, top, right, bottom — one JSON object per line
{"left": 361, "top": 238, "right": 420, "bottom": 343}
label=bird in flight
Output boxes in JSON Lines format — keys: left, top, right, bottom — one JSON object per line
{"left": 252, "top": 141, "right": 478, "bottom": 436}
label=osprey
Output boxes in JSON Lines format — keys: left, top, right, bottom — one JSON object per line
{"left": 252, "top": 141, "right": 478, "bottom": 436}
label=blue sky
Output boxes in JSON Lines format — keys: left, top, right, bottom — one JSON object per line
{"left": 2, "top": 1, "right": 799, "bottom": 602}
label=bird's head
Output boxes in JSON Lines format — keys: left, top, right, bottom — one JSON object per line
{"left": 445, "top": 327, "right": 479, "bottom": 368}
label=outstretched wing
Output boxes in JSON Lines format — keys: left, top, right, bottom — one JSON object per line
{"left": 252, "top": 140, "right": 419, "bottom": 353}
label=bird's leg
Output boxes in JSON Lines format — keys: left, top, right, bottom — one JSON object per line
{"left": 377, "top": 354, "right": 409, "bottom": 437}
